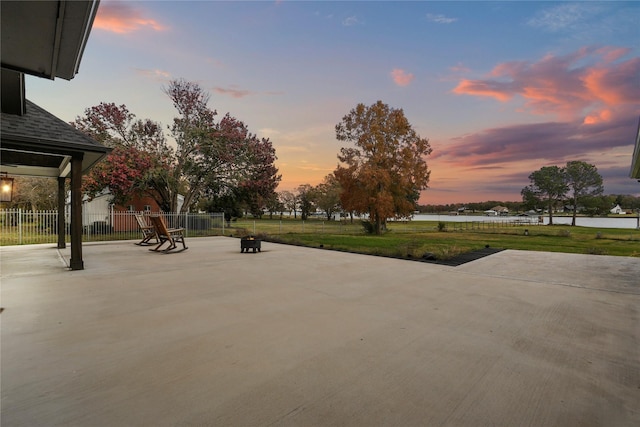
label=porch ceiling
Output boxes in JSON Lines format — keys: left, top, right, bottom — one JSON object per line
{"left": 1, "top": 1, "right": 100, "bottom": 81}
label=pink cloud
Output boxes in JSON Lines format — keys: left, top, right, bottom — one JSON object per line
{"left": 433, "top": 109, "right": 638, "bottom": 168}
{"left": 390, "top": 68, "right": 415, "bottom": 87}
{"left": 94, "top": 2, "right": 168, "bottom": 34}
{"left": 214, "top": 86, "right": 252, "bottom": 99}
{"left": 134, "top": 68, "right": 171, "bottom": 82}
{"left": 452, "top": 46, "right": 640, "bottom": 122}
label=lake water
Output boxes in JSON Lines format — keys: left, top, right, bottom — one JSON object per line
{"left": 409, "top": 214, "right": 640, "bottom": 230}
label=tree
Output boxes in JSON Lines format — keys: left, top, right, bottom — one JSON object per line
{"left": 6, "top": 177, "right": 58, "bottom": 210}
{"left": 162, "top": 79, "right": 280, "bottom": 213}
{"left": 314, "top": 173, "right": 342, "bottom": 220}
{"left": 75, "top": 80, "right": 280, "bottom": 213}
{"left": 72, "top": 103, "right": 170, "bottom": 206}
{"left": 521, "top": 166, "right": 568, "bottom": 225}
{"left": 564, "top": 161, "right": 603, "bottom": 226}
{"left": 334, "top": 100, "right": 432, "bottom": 234}
{"left": 199, "top": 193, "right": 243, "bottom": 224}
{"left": 279, "top": 190, "right": 298, "bottom": 218}
{"left": 264, "top": 192, "right": 283, "bottom": 219}
{"left": 296, "top": 184, "right": 316, "bottom": 220}
{"left": 234, "top": 132, "right": 281, "bottom": 217}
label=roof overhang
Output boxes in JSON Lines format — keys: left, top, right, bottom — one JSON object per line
{"left": 630, "top": 117, "right": 640, "bottom": 180}
{"left": 1, "top": 0, "right": 100, "bottom": 81}
{"left": 1, "top": 100, "right": 110, "bottom": 178}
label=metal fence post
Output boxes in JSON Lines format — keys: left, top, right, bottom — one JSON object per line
{"left": 18, "top": 208, "right": 23, "bottom": 244}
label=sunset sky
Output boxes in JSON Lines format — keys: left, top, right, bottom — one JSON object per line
{"left": 26, "top": 0, "right": 640, "bottom": 204}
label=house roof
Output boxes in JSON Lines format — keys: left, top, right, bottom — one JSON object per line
{"left": 1, "top": 100, "right": 110, "bottom": 178}
{"left": 630, "top": 116, "right": 640, "bottom": 180}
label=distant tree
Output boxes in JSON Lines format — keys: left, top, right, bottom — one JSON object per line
{"left": 334, "top": 100, "right": 432, "bottom": 234}
{"left": 521, "top": 166, "right": 568, "bottom": 225}
{"left": 279, "top": 190, "right": 298, "bottom": 218}
{"left": 264, "top": 192, "right": 283, "bottom": 219}
{"left": 314, "top": 173, "right": 342, "bottom": 220}
{"left": 564, "top": 161, "right": 603, "bottom": 226}
{"left": 613, "top": 194, "right": 640, "bottom": 210}
{"left": 199, "top": 193, "right": 243, "bottom": 224}
{"left": 581, "top": 195, "right": 611, "bottom": 216}
{"left": 296, "top": 184, "right": 316, "bottom": 220}
{"left": 7, "top": 177, "right": 58, "bottom": 210}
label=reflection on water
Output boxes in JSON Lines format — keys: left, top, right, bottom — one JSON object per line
{"left": 411, "top": 214, "right": 640, "bottom": 229}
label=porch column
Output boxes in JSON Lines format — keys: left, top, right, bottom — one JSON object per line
{"left": 70, "top": 154, "right": 84, "bottom": 270}
{"left": 57, "top": 176, "right": 66, "bottom": 249}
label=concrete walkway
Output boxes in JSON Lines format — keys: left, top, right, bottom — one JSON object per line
{"left": 1, "top": 237, "right": 639, "bottom": 426}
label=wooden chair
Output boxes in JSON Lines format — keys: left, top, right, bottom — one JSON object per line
{"left": 148, "top": 215, "right": 187, "bottom": 253}
{"left": 134, "top": 214, "right": 157, "bottom": 246}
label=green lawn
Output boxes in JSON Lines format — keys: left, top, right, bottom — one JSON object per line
{"left": 3, "top": 216, "right": 638, "bottom": 259}
{"left": 231, "top": 218, "right": 640, "bottom": 259}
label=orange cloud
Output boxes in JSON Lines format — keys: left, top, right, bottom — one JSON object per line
{"left": 94, "top": 2, "right": 168, "bottom": 34}
{"left": 583, "top": 109, "right": 612, "bottom": 125}
{"left": 452, "top": 46, "right": 639, "bottom": 122}
{"left": 452, "top": 80, "right": 513, "bottom": 101}
{"left": 390, "top": 68, "right": 415, "bottom": 87}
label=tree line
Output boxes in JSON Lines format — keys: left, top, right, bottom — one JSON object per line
{"left": 419, "top": 194, "right": 640, "bottom": 216}
{"left": 5, "top": 87, "right": 634, "bottom": 232}
{"left": 2, "top": 94, "right": 434, "bottom": 237}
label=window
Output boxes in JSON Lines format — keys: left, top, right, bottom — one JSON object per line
{"left": 144, "top": 205, "right": 152, "bottom": 212}
{"left": 127, "top": 205, "right": 135, "bottom": 212}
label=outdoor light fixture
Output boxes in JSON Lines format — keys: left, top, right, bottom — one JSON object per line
{"left": 1, "top": 174, "right": 15, "bottom": 202}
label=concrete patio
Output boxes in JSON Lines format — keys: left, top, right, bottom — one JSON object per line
{"left": 1, "top": 237, "right": 639, "bottom": 426}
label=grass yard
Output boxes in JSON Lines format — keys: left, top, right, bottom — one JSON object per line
{"left": 232, "top": 218, "right": 640, "bottom": 259}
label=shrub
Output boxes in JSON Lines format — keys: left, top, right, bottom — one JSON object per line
{"left": 437, "top": 221, "right": 447, "bottom": 232}
{"left": 361, "top": 220, "right": 375, "bottom": 234}
{"left": 586, "top": 247, "right": 608, "bottom": 255}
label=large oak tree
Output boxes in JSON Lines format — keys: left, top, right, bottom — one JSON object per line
{"left": 74, "top": 79, "right": 280, "bottom": 213}
{"left": 334, "top": 101, "right": 431, "bottom": 234}
{"left": 72, "top": 103, "right": 169, "bottom": 207}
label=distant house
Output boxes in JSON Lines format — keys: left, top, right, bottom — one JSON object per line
{"left": 610, "top": 204, "right": 625, "bottom": 214}
{"left": 491, "top": 206, "right": 509, "bottom": 216}
{"left": 563, "top": 205, "right": 585, "bottom": 213}
{"left": 484, "top": 209, "right": 497, "bottom": 216}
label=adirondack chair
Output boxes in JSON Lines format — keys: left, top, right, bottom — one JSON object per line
{"left": 134, "top": 214, "right": 157, "bottom": 246}
{"left": 148, "top": 215, "right": 187, "bottom": 253}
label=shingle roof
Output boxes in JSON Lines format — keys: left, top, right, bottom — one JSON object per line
{"left": 1, "top": 100, "right": 110, "bottom": 177}
{"left": 2, "top": 100, "right": 107, "bottom": 151}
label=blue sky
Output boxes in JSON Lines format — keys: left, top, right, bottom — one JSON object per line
{"left": 27, "top": 1, "right": 640, "bottom": 204}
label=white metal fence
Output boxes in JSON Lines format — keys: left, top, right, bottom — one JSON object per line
{"left": 0, "top": 209, "right": 225, "bottom": 246}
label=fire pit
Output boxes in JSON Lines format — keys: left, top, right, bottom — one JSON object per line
{"left": 240, "top": 236, "right": 261, "bottom": 253}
